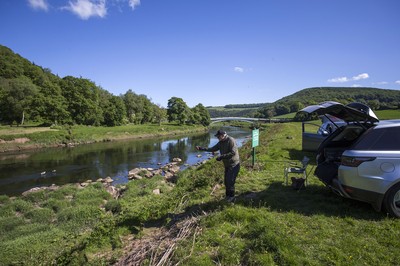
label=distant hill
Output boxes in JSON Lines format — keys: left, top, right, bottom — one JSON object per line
{"left": 206, "top": 106, "right": 261, "bottom": 118}
{"left": 207, "top": 87, "right": 400, "bottom": 118}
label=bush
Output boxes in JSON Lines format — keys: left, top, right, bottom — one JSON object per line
{"left": 105, "top": 199, "right": 121, "bottom": 214}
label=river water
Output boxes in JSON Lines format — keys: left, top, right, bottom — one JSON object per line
{"left": 0, "top": 126, "right": 251, "bottom": 196}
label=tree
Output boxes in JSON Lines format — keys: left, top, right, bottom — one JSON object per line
{"left": 33, "top": 80, "right": 70, "bottom": 125}
{"left": 289, "top": 101, "right": 304, "bottom": 113}
{"left": 122, "top": 89, "right": 139, "bottom": 123}
{"left": 60, "top": 76, "right": 103, "bottom": 125}
{"left": 190, "top": 103, "right": 211, "bottom": 126}
{"left": 153, "top": 104, "right": 167, "bottom": 125}
{"left": 102, "top": 95, "right": 126, "bottom": 126}
{"left": 368, "top": 100, "right": 380, "bottom": 110}
{"left": 0, "top": 76, "right": 38, "bottom": 125}
{"left": 167, "top": 97, "right": 190, "bottom": 125}
{"left": 274, "top": 104, "right": 290, "bottom": 116}
{"left": 138, "top": 95, "right": 154, "bottom": 123}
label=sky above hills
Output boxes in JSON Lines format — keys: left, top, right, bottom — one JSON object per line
{"left": 1, "top": 0, "right": 400, "bottom": 107}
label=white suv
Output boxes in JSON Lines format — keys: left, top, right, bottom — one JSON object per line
{"left": 300, "top": 101, "right": 400, "bottom": 217}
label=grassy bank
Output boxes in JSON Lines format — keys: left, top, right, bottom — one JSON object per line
{"left": 0, "top": 123, "right": 207, "bottom": 152}
{"left": 0, "top": 122, "right": 399, "bottom": 265}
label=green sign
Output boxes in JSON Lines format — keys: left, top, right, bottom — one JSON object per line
{"left": 252, "top": 129, "right": 259, "bottom": 148}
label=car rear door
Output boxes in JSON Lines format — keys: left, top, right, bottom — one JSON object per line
{"left": 301, "top": 122, "right": 326, "bottom": 152}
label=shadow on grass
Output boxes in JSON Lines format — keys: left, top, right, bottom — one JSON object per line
{"left": 234, "top": 182, "right": 385, "bottom": 220}
{"left": 143, "top": 182, "right": 385, "bottom": 234}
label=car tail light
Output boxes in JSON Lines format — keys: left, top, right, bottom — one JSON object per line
{"left": 341, "top": 156, "right": 376, "bottom": 167}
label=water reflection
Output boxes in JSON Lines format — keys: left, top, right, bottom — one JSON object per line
{"left": 0, "top": 126, "right": 251, "bottom": 196}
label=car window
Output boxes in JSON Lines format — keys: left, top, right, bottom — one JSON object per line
{"left": 354, "top": 127, "right": 400, "bottom": 150}
{"left": 331, "top": 126, "right": 364, "bottom": 142}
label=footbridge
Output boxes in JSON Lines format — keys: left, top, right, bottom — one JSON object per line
{"left": 210, "top": 117, "right": 292, "bottom": 124}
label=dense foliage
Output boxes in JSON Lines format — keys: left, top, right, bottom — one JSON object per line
{"left": 167, "top": 97, "right": 210, "bottom": 126}
{"left": 0, "top": 45, "right": 210, "bottom": 127}
{"left": 207, "top": 87, "right": 400, "bottom": 119}
{"left": 223, "top": 103, "right": 266, "bottom": 109}
{"left": 207, "top": 107, "right": 259, "bottom": 118}
{"left": 255, "top": 87, "right": 400, "bottom": 118}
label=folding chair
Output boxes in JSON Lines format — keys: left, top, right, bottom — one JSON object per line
{"left": 284, "top": 156, "right": 310, "bottom": 186}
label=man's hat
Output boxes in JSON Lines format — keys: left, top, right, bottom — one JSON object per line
{"left": 214, "top": 130, "right": 226, "bottom": 137}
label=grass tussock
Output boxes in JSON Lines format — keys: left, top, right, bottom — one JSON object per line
{"left": 0, "top": 122, "right": 399, "bottom": 265}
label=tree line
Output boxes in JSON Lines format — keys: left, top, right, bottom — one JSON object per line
{"left": 254, "top": 87, "right": 400, "bottom": 119}
{"left": 0, "top": 45, "right": 210, "bottom": 127}
{"left": 207, "top": 87, "right": 400, "bottom": 119}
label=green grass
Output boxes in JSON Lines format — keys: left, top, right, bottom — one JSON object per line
{"left": 0, "top": 123, "right": 206, "bottom": 151}
{"left": 0, "top": 122, "right": 399, "bottom": 265}
{"left": 167, "top": 122, "right": 400, "bottom": 265}
{"left": 273, "top": 112, "right": 297, "bottom": 119}
{"left": 375, "top": 109, "right": 400, "bottom": 120}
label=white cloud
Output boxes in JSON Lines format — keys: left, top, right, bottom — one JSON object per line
{"left": 30, "top": 0, "right": 140, "bottom": 19}
{"left": 28, "top": 0, "right": 49, "bottom": 11}
{"left": 351, "top": 84, "right": 362, "bottom": 87}
{"left": 373, "top": 81, "right": 388, "bottom": 85}
{"left": 396, "top": 80, "right": 400, "bottom": 85}
{"left": 64, "top": 0, "right": 107, "bottom": 20}
{"left": 328, "top": 73, "right": 369, "bottom": 83}
{"left": 234, "top": 67, "right": 244, "bottom": 73}
{"left": 128, "top": 0, "right": 140, "bottom": 10}
{"left": 352, "top": 73, "right": 369, "bottom": 81}
{"left": 327, "top": 76, "right": 349, "bottom": 83}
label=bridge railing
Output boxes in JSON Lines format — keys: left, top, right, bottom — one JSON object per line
{"left": 210, "top": 117, "right": 293, "bottom": 123}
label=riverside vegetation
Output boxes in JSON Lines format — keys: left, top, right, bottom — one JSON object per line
{"left": 0, "top": 122, "right": 399, "bottom": 265}
{"left": 0, "top": 123, "right": 207, "bottom": 152}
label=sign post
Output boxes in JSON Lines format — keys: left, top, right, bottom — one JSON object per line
{"left": 251, "top": 128, "right": 259, "bottom": 167}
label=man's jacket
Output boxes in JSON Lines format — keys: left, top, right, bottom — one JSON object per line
{"left": 205, "top": 135, "right": 240, "bottom": 168}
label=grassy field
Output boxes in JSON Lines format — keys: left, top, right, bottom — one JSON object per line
{"left": 0, "top": 122, "right": 398, "bottom": 265}
{"left": 375, "top": 109, "right": 400, "bottom": 119}
{"left": 0, "top": 123, "right": 207, "bottom": 152}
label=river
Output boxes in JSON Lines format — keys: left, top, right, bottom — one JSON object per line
{"left": 0, "top": 126, "right": 251, "bottom": 196}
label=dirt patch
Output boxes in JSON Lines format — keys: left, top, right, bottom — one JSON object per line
{"left": 0, "top": 137, "right": 30, "bottom": 144}
{"left": 0, "top": 127, "right": 58, "bottom": 135}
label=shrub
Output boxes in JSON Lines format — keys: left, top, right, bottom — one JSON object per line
{"left": 105, "top": 199, "right": 121, "bottom": 214}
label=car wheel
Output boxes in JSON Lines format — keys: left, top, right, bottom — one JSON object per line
{"left": 383, "top": 182, "right": 400, "bottom": 218}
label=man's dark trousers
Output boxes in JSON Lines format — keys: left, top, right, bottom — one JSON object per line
{"left": 224, "top": 163, "right": 240, "bottom": 197}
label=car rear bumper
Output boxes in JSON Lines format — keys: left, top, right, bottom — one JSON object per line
{"left": 330, "top": 179, "right": 384, "bottom": 211}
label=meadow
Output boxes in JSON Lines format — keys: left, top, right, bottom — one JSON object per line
{"left": 0, "top": 123, "right": 206, "bottom": 152}
{"left": 0, "top": 121, "right": 399, "bottom": 265}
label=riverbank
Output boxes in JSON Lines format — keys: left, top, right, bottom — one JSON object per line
{"left": 1, "top": 122, "right": 398, "bottom": 265}
{"left": 0, "top": 123, "right": 208, "bottom": 153}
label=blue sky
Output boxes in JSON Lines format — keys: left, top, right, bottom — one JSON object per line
{"left": 1, "top": 0, "right": 400, "bottom": 107}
